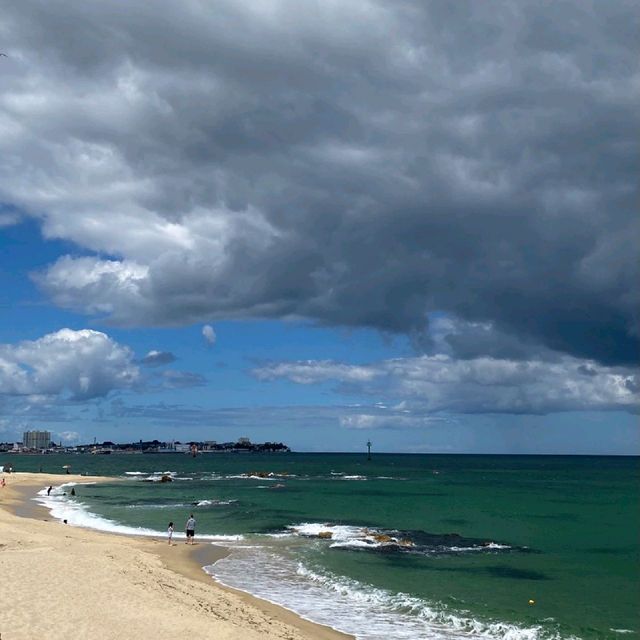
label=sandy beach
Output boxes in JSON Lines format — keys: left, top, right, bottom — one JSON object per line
{"left": 0, "top": 472, "right": 350, "bottom": 640}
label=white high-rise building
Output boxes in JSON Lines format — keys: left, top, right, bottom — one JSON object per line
{"left": 23, "top": 430, "right": 51, "bottom": 450}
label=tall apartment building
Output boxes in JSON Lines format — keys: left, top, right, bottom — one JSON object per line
{"left": 23, "top": 430, "right": 52, "bottom": 450}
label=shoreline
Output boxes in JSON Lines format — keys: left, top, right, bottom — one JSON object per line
{"left": 0, "top": 471, "right": 351, "bottom": 640}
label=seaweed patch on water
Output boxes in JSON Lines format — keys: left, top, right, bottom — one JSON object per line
{"left": 323, "top": 488, "right": 445, "bottom": 499}
{"left": 425, "top": 564, "right": 552, "bottom": 581}
{"left": 484, "top": 566, "right": 551, "bottom": 580}
{"left": 585, "top": 546, "right": 633, "bottom": 556}
{"left": 528, "top": 512, "right": 580, "bottom": 522}
{"left": 323, "top": 490, "right": 436, "bottom": 499}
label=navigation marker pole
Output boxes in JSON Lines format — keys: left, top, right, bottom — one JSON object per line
{"left": 367, "top": 440, "right": 372, "bottom": 461}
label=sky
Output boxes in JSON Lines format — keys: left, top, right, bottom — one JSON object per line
{"left": 0, "top": 1, "right": 638, "bottom": 453}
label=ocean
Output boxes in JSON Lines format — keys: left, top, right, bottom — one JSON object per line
{"left": 3, "top": 453, "right": 638, "bottom": 639}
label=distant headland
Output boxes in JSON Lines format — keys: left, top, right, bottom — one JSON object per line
{"left": 0, "top": 432, "right": 290, "bottom": 455}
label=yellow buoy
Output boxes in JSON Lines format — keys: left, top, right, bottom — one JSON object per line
{"left": 528, "top": 599, "right": 535, "bottom": 605}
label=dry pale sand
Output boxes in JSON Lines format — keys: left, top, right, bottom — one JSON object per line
{"left": 0, "top": 472, "right": 351, "bottom": 640}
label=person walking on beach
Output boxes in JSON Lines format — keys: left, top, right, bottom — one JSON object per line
{"left": 185, "top": 514, "right": 196, "bottom": 544}
{"left": 168, "top": 521, "right": 174, "bottom": 545}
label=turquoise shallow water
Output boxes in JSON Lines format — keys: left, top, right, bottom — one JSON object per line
{"left": 3, "top": 453, "right": 638, "bottom": 639}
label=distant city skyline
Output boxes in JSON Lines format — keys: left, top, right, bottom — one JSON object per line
{"left": 0, "top": 2, "right": 638, "bottom": 453}
{"left": 3, "top": 431, "right": 290, "bottom": 455}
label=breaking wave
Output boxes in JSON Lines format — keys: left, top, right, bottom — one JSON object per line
{"left": 205, "top": 546, "right": 574, "bottom": 640}
{"left": 33, "top": 483, "right": 243, "bottom": 542}
{"left": 285, "top": 522, "right": 517, "bottom": 556}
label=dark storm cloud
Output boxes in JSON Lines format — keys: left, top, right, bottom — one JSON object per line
{"left": 1, "top": 1, "right": 638, "bottom": 364}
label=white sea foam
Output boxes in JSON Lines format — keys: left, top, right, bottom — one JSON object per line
{"left": 286, "top": 522, "right": 514, "bottom": 555}
{"left": 226, "top": 474, "right": 279, "bottom": 481}
{"left": 205, "top": 546, "right": 573, "bottom": 640}
{"left": 288, "top": 522, "right": 365, "bottom": 542}
{"left": 123, "top": 471, "right": 146, "bottom": 476}
{"left": 288, "top": 523, "right": 415, "bottom": 550}
{"left": 220, "top": 471, "right": 296, "bottom": 481}
{"left": 330, "top": 539, "right": 378, "bottom": 550}
{"left": 137, "top": 471, "right": 192, "bottom": 482}
{"left": 124, "top": 503, "right": 188, "bottom": 510}
{"left": 33, "top": 484, "right": 244, "bottom": 542}
{"left": 449, "top": 543, "right": 510, "bottom": 552}
{"left": 34, "top": 485, "right": 161, "bottom": 536}
{"left": 193, "top": 499, "right": 238, "bottom": 507}
{"left": 136, "top": 470, "right": 180, "bottom": 482}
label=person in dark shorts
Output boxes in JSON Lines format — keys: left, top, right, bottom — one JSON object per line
{"left": 185, "top": 514, "right": 196, "bottom": 544}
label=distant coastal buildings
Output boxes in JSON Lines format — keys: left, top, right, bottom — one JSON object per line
{"left": 0, "top": 433, "right": 290, "bottom": 454}
{"left": 22, "top": 430, "right": 52, "bottom": 451}
{"left": 140, "top": 437, "right": 290, "bottom": 454}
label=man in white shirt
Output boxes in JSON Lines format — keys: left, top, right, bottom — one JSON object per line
{"left": 185, "top": 514, "right": 196, "bottom": 544}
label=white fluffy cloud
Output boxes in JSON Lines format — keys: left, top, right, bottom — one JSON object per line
{"left": 0, "top": 329, "right": 139, "bottom": 400}
{"left": 254, "top": 354, "right": 638, "bottom": 415}
{"left": 57, "top": 430, "right": 81, "bottom": 443}
{"left": 202, "top": 325, "right": 216, "bottom": 346}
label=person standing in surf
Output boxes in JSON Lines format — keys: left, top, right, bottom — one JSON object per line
{"left": 185, "top": 514, "right": 196, "bottom": 544}
{"left": 167, "top": 521, "right": 174, "bottom": 545}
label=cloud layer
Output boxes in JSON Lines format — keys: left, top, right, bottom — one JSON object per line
{"left": 202, "top": 325, "right": 217, "bottom": 346}
{"left": 254, "top": 353, "right": 638, "bottom": 415}
{"left": 0, "top": 1, "right": 637, "bottom": 365}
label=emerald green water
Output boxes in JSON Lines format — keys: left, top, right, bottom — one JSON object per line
{"left": 3, "top": 453, "right": 638, "bottom": 639}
